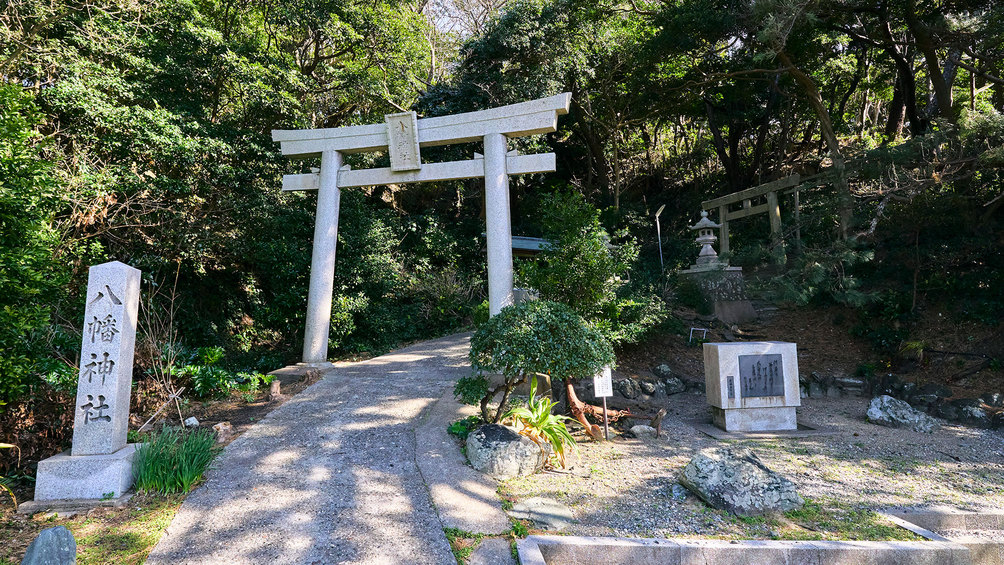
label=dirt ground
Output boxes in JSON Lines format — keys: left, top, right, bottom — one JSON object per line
{"left": 503, "top": 305, "right": 1004, "bottom": 540}
{"left": 618, "top": 304, "right": 1004, "bottom": 400}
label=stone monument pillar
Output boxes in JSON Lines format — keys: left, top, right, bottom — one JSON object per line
{"left": 34, "top": 261, "right": 141, "bottom": 502}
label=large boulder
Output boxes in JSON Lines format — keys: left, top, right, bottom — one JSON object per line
{"left": 679, "top": 447, "right": 803, "bottom": 516}
{"left": 867, "top": 395, "right": 939, "bottom": 433}
{"left": 466, "top": 424, "right": 543, "bottom": 479}
{"left": 21, "top": 526, "right": 76, "bottom": 565}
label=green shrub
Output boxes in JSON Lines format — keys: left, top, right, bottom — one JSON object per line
{"left": 0, "top": 85, "right": 66, "bottom": 408}
{"left": 446, "top": 415, "right": 481, "bottom": 440}
{"left": 174, "top": 346, "right": 273, "bottom": 399}
{"left": 460, "top": 300, "right": 614, "bottom": 423}
{"left": 767, "top": 240, "right": 875, "bottom": 307}
{"left": 133, "top": 427, "right": 217, "bottom": 494}
{"left": 519, "top": 191, "right": 664, "bottom": 345}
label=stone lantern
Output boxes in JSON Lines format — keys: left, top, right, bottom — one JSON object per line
{"left": 687, "top": 210, "right": 724, "bottom": 270}
{"left": 681, "top": 210, "right": 754, "bottom": 324}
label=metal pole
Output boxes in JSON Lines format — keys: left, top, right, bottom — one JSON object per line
{"left": 602, "top": 397, "right": 609, "bottom": 440}
{"left": 655, "top": 204, "right": 665, "bottom": 271}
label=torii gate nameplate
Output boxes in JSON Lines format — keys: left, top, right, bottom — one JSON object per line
{"left": 385, "top": 111, "right": 421, "bottom": 171}
{"left": 273, "top": 93, "right": 571, "bottom": 365}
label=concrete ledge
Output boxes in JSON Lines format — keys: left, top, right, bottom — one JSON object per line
{"left": 887, "top": 510, "right": 1004, "bottom": 565}
{"left": 17, "top": 493, "right": 133, "bottom": 516}
{"left": 517, "top": 535, "right": 973, "bottom": 565}
{"left": 690, "top": 418, "right": 838, "bottom": 440}
{"left": 888, "top": 509, "right": 1004, "bottom": 532}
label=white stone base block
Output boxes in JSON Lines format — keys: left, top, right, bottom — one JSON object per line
{"left": 712, "top": 406, "right": 797, "bottom": 432}
{"left": 34, "top": 444, "right": 138, "bottom": 501}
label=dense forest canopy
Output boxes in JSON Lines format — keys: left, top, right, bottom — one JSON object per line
{"left": 1, "top": 0, "right": 1002, "bottom": 454}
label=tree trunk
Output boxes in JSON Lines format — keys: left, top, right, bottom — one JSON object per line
{"left": 885, "top": 72, "right": 907, "bottom": 141}
{"left": 704, "top": 99, "right": 743, "bottom": 191}
{"left": 879, "top": 21, "right": 927, "bottom": 135}
{"left": 565, "top": 381, "right": 604, "bottom": 440}
{"left": 777, "top": 50, "right": 853, "bottom": 240}
{"left": 564, "top": 381, "right": 632, "bottom": 441}
{"left": 902, "top": 0, "right": 954, "bottom": 122}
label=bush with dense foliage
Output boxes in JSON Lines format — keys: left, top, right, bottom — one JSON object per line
{"left": 457, "top": 300, "right": 614, "bottom": 435}
{"left": 0, "top": 85, "right": 67, "bottom": 408}
{"left": 519, "top": 191, "right": 666, "bottom": 345}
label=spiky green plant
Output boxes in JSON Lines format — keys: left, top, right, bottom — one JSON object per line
{"left": 503, "top": 377, "right": 577, "bottom": 468}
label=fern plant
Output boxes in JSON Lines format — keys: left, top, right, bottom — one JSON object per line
{"left": 503, "top": 377, "right": 577, "bottom": 468}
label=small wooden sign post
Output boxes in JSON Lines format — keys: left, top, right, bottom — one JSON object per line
{"left": 593, "top": 366, "right": 613, "bottom": 440}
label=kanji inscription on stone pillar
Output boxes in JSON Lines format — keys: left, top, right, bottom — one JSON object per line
{"left": 71, "top": 261, "right": 141, "bottom": 456}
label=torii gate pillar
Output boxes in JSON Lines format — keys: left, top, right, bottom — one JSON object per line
{"left": 302, "top": 150, "right": 343, "bottom": 365}
{"left": 483, "top": 133, "right": 513, "bottom": 318}
{"left": 273, "top": 94, "right": 571, "bottom": 365}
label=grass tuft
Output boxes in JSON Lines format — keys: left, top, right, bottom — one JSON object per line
{"left": 133, "top": 427, "right": 217, "bottom": 494}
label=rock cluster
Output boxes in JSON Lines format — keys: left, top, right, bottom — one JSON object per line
{"left": 575, "top": 364, "right": 703, "bottom": 403}
{"left": 679, "top": 446, "right": 803, "bottom": 516}
{"left": 801, "top": 370, "right": 1002, "bottom": 430}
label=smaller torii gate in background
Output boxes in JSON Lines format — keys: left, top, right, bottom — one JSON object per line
{"left": 702, "top": 174, "right": 801, "bottom": 263}
{"left": 272, "top": 93, "right": 571, "bottom": 365}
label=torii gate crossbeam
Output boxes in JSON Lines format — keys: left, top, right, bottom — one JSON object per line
{"left": 273, "top": 93, "right": 571, "bottom": 365}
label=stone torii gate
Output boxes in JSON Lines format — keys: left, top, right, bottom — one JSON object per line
{"left": 272, "top": 93, "right": 571, "bottom": 365}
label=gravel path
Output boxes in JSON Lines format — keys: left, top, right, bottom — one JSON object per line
{"left": 501, "top": 392, "right": 1004, "bottom": 539}
{"left": 146, "top": 334, "right": 482, "bottom": 565}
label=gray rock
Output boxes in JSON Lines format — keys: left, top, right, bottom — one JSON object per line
{"left": 809, "top": 382, "right": 826, "bottom": 398}
{"left": 687, "top": 380, "right": 706, "bottom": 394}
{"left": 867, "top": 395, "right": 939, "bottom": 433}
{"left": 652, "top": 364, "right": 674, "bottom": 379}
{"left": 183, "top": 416, "right": 200, "bottom": 427}
{"left": 509, "top": 497, "right": 575, "bottom": 530}
{"left": 909, "top": 393, "right": 940, "bottom": 409}
{"left": 948, "top": 398, "right": 992, "bottom": 426}
{"left": 466, "top": 424, "right": 543, "bottom": 479}
{"left": 628, "top": 425, "right": 658, "bottom": 438}
{"left": 679, "top": 447, "right": 803, "bottom": 516}
{"left": 21, "top": 526, "right": 76, "bottom": 565}
{"left": 663, "top": 377, "right": 687, "bottom": 395}
{"left": 639, "top": 381, "right": 657, "bottom": 395}
{"left": 616, "top": 378, "right": 641, "bottom": 399}
{"left": 833, "top": 376, "right": 866, "bottom": 391}
{"left": 671, "top": 483, "right": 689, "bottom": 501}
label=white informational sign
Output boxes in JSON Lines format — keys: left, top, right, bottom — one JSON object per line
{"left": 593, "top": 366, "right": 613, "bottom": 398}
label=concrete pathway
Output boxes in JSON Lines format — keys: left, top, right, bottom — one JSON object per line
{"left": 146, "top": 333, "right": 512, "bottom": 565}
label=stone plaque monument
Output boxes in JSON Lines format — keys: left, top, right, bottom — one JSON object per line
{"left": 34, "top": 261, "right": 141, "bottom": 501}
{"left": 703, "top": 342, "right": 800, "bottom": 432}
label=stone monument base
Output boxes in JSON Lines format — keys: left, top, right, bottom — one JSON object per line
{"left": 34, "top": 444, "right": 138, "bottom": 501}
{"left": 711, "top": 406, "right": 797, "bottom": 432}
{"left": 713, "top": 300, "right": 758, "bottom": 325}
